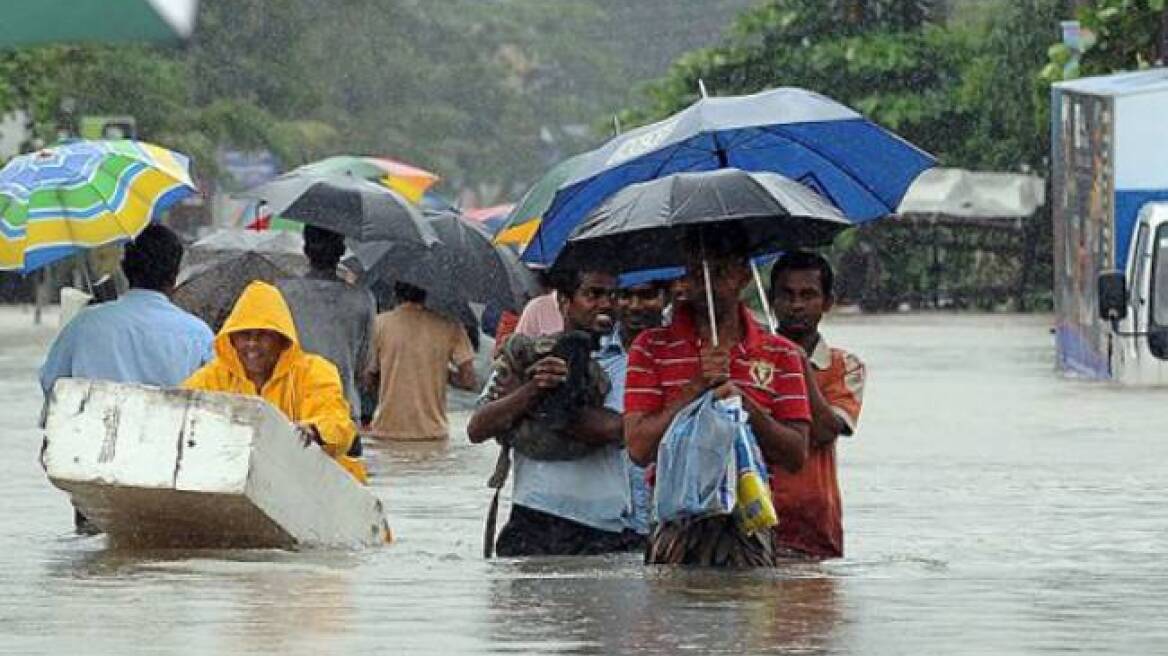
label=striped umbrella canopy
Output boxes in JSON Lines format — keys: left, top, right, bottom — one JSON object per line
{"left": 493, "top": 153, "right": 587, "bottom": 248}
{"left": 0, "top": 140, "right": 196, "bottom": 273}
{"left": 295, "top": 156, "right": 440, "bottom": 204}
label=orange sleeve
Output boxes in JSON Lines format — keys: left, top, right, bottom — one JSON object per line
{"left": 816, "top": 350, "right": 865, "bottom": 434}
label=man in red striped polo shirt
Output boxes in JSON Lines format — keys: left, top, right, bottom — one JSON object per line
{"left": 624, "top": 230, "right": 811, "bottom": 565}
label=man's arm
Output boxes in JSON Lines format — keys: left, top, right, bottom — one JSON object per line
{"left": 449, "top": 360, "right": 477, "bottom": 391}
{"left": 360, "top": 315, "right": 382, "bottom": 391}
{"left": 355, "top": 294, "right": 376, "bottom": 386}
{"left": 625, "top": 381, "right": 703, "bottom": 466}
{"left": 567, "top": 406, "right": 623, "bottom": 446}
{"left": 447, "top": 327, "right": 478, "bottom": 391}
{"left": 39, "top": 321, "right": 77, "bottom": 397}
{"left": 802, "top": 359, "right": 848, "bottom": 447}
{"left": 729, "top": 385, "right": 809, "bottom": 473}
{"left": 466, "top": 356, "right": 566, "bottom": 443}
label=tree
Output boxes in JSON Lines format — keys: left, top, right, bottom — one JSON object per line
{"left": 1044, "top": 0, "right": 1167, "bottom": 82}
{"left": 620, "top": 0, "right": 973, "bottom": 165}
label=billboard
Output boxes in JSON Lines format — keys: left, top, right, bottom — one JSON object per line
{"left": 1052, "top": 89, "right": 1114, "bottom": 378}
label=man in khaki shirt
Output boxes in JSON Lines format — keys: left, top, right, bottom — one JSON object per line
{"left": 366, "top": 282, "right": 478, "bottom": 440}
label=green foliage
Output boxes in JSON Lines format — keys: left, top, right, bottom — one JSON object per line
{"left": 0, "top": 0, "right": 646, "bottom": 195}
{"left": 1043, "top": 0, "right": 1166, "bottom": 83}
{"left": 621, "top": 0, "right": 973, "bottom": 166}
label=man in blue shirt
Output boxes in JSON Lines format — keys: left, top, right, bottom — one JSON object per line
{"left": 40, "top": 223, "right": 214, "bottom": 397}
{"left": 609, "top": 277, "right": 670, "bottom": 537}
{"left": 469, "top": 268, "right": 641, "bottom": 556}
{"left": 40, "top": 224, "right": 213, "bottom": 534}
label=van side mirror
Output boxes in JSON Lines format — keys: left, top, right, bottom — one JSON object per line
{"left": 1098, "top": 270, "right": 1128, "bottom": 323}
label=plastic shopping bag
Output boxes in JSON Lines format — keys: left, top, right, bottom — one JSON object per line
{"left": 716, "top": 395, "right": 779, "bottom": 534}
{"left": 652, "top": 392, "right": 737, "bottom": 524}
{"left": 733, "top": 422, "right": 779, "bottom": 534}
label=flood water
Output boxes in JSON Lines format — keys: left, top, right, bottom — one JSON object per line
{"left": 2, "top": 307, "right": 1166, "bottom": 655}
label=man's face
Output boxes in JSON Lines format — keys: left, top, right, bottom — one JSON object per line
{"left": 561, "top": 271, "right": 617, "bottom": 337}
{"left": 684, "top": 256, "right": 749, "bottom": 317}
{"left": 617, "top": 283, "right": 665, "bottom": 339}
{"left": 771, "top": 268, "right": 833, "bottom": 339}
{"left": 229, "top": 329, "right": 289, "bottom": 379}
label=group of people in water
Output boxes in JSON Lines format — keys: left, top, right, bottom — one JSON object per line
{"left": 38, "top": 221, "right": 865, "bottom": 565}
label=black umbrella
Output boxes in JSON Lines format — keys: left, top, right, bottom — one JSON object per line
{"left": 173, "top": 229, "right": 308, "bottom": 332}
{"left": 347, "top": 210, "right": 538, "bottom": 313}
{"left": 239, "top": 171, "right": 439, "bottom": 245}
{"left": 555, "top": 168, "right": 850, "bottom": 344}
{"left": 425, "top": 210, "right": 538, "bottom": 311}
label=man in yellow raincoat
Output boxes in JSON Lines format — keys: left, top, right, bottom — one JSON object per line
{"left": 183, "top": 280, "right": 368, "bottom": 483}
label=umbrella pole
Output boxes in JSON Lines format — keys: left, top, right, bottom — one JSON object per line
{"left": 751, "top": 259, "right": 777, "bottom": 334}
{"left": 700, "top": 229, "right": 719, "bottom": 348}
{"left": 702, "top": 258, "right": 718, "bottom": 348}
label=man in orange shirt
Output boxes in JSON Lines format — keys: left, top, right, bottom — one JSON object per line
{"left": 769, "top": 251, "right": 866, "bottom": 559}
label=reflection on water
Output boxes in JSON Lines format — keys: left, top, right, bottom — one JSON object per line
{"left": 486, "top": 560, "right": 842, "bottom": 655}
{"left": 3, "top": 312, "right": 1168, "bottom": 655}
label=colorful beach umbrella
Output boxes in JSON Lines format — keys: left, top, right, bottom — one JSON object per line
{"left": 521, "top": 86, "right": 935, "bottom": 267}
{"left": 0, "top": 140, "right": 196, "bottom": 273}
{"left": 295, "top": 156, "right": 440, "bottom": 205}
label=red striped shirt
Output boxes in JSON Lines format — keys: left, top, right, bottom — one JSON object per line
{"left": 624, "top": 303, "right": 810, "bottom": 424}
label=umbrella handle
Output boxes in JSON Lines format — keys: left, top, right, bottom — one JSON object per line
{"left": 751, "top": 259, "right": 777, "bottom": 335}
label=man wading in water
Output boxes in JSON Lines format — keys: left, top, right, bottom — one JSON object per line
{"left": 769, "top": 251, "right": 866, "bottom": 560}
{"left": 469, "top": 268, "right": 642, "bottom": 556}
{"left": 611, "top": 277, "right": 670, "bottom": 538}
{"left": 624, "top": 230, "right": 811, "bottom": 566}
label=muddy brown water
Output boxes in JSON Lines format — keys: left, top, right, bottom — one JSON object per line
{"left": 1, "top": 308, "right": 1165, "bottom": 655}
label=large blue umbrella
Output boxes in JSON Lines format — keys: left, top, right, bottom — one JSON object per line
{"left": 522, "top": 86, "right": 934, "bottom": 266}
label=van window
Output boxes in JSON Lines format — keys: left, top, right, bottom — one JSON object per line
{"left": 1149, "top": 225, "right": 1168, "bottom": 359}
{"left": 1131, "top": 224, "right": 1150, "bottom": 308}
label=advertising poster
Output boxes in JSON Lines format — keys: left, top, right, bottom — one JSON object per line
{"left": 1053, "top": 90, "right": 1114, "bottom": 377}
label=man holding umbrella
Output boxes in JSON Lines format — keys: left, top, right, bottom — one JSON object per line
{"left": 623, "top": 228, "right": 812, "bottom": 565}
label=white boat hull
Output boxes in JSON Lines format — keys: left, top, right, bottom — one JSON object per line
{"left": 42, "top": 379, "right": 389, "bottom": 549}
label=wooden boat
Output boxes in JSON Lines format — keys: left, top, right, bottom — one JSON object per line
{"left": 41, "top": 378, "right": 390, "bottom": 549}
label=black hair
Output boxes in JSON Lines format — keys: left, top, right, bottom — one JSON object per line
{"left": 550, "top": 265, "right": 619, "bottom": 299}
{"left": 303, "top": 224, "right": 346, "bottom": 271}
{"left": 550, "top": 268, "right": 582, "bottom": 299}
{"left": 770, "top": 250, "right": 834, "bottom": 297}
{"left": 394, "top": 280, "right": 427, "bottom": 304}
{"left": 682, "top": 224, "right": 752, "bottom": 260}
{"left": 121, "top": 224, "right": 184, "bottom": 292}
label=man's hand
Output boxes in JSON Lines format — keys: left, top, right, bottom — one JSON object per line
{"left": 699, "top": 346, "right": 731, "bottom": 388}
{"left": 797, "top": 352, "right": 842, "bottom": 448}
{"left": 527, "top": 356, "right": 568, "bottom": 390}
{"left": 295, "top": 422, "right": 324, "bottom": 449}
{"left": 712, "top": 380, "right": 742, "bottom": 400}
